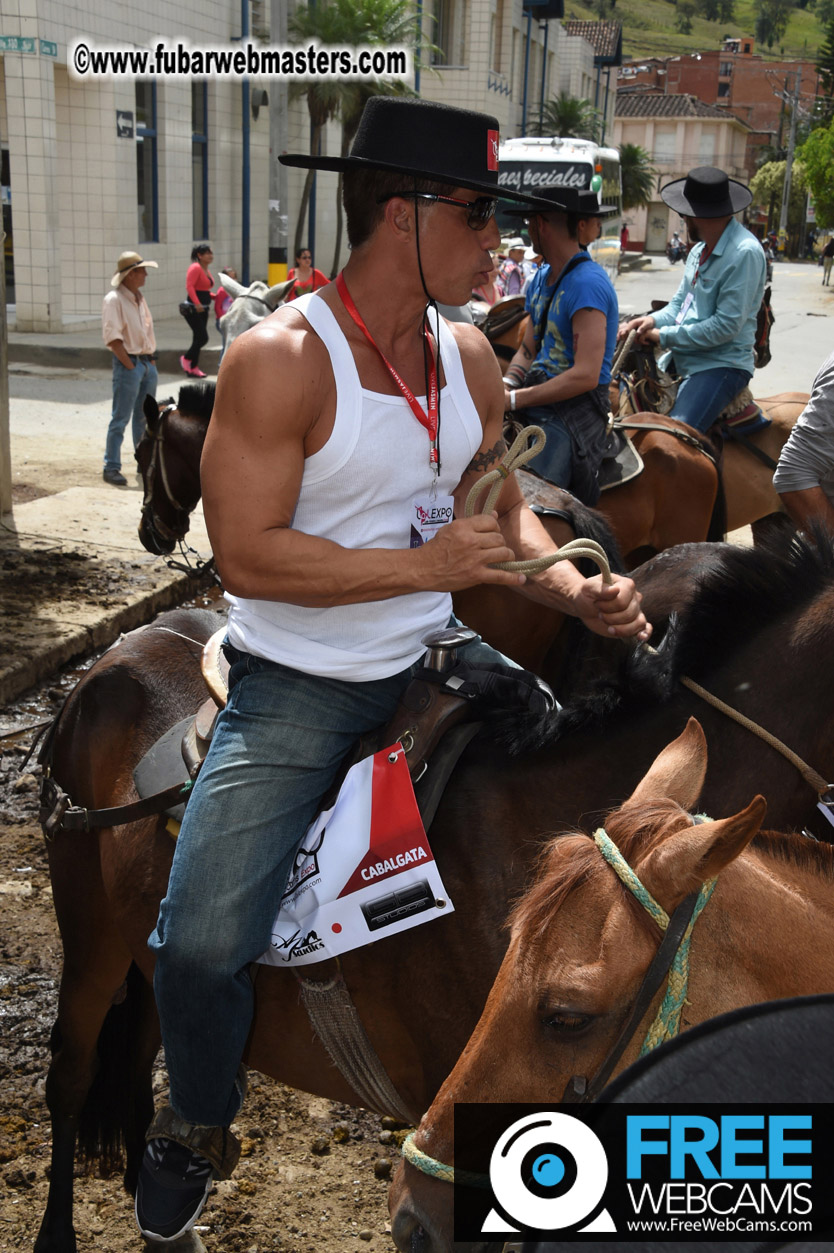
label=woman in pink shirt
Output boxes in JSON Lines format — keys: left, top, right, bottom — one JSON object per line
{"left": 180, "top": 244, "right": 215, "bottom": 377}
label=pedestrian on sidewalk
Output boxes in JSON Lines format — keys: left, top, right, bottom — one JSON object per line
{"left": 101, "top": 251, "right": 158, "bottom": 487}
{"left": 822, "top": 238, "right": 834, "bottom": 286}
{"left": 180, "top": 244, "right": 215, "bottom": 377}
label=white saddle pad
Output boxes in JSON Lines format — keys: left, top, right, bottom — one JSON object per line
{"left": 257, "top": 743, "right": 454, "bottom": 968}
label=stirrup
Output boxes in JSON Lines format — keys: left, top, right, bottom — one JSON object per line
{"left": 146, "top": 1106, "right": 242, "bottom": 1180}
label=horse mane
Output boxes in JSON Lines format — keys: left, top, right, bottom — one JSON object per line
{"left": 509, "top": 799, "right": 693, "bottom": 943}
{"left": 509, "top": 799, "right": 834, "bottom": 947}
{"left": 177, "top": 380, "right": 216, "bottom": 423}
{"left": 507, "top": 525, "right": 834, "bottom": 754}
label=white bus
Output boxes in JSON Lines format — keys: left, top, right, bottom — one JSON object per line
{"left": 497, "top": 136, "right": 623, "bottom": 281}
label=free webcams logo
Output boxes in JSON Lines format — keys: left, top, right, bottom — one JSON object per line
{"left": 453, "top": 1104, "right": 823, "bottom": 1241}
{"left": 481, "top": 1112, "right": 615, "bottom": 1234}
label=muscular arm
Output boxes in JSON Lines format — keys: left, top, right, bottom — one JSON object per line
{"left": 502, "top": 307, "right": 607, "bottom": 411}
{"left": 200, "top": 315, "right": 524, "bottom": 606}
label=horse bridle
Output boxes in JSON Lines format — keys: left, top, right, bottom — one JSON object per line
{"left": 139, "top": 403, "right": 217, "bottom": 579}
{"left": 401, "top": 822, "right": 716, "bottom": 1185}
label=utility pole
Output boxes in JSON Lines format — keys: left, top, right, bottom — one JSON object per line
{"left": 268, "top": 0, "right": 289, "bottom": 284}
{"left": 778, "top": 66, "right": 801, "bottom": 256}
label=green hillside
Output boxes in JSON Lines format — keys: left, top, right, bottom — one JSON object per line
{"left": 565, "top": 0, "right": 825, "bottom": 62}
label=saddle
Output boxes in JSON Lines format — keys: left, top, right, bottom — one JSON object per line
{"left": 38, "top": 627, "right": 544, "bottom": 841}
{"left": 479, "top": 294, "right": 527, "bottom": 341}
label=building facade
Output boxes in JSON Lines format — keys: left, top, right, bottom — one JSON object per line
{"left": 614, "top": 92, "right": 751, "bottom": 252}
{"left": 1, "top": 0, "right": 619, "bottom": 333}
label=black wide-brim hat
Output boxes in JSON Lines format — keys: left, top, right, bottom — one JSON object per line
{"left": 503, "top": 186, "right": 617, "bottom": 217}
{"left": 279, "top": 96, "right": 530, "bottom": 202}
{"left": 661, "top": 165, "right": 752, "bottom": 217}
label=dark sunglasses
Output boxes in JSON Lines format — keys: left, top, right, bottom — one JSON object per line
{"left": 377, "top": 191, "right": 497, "bottom": 231}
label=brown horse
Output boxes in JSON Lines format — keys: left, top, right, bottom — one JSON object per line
{"left": 33, "top": 529, "right": 834, "bottom": 1251}
{"left": 610, "top": 340, "right": 809, "bottom": 534}
{"left": 388, "top": 716, "right": 834, "bottom": 1252}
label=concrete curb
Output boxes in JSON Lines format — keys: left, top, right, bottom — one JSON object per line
{"left": 7, "top": 341, "right": 222, "bottom": 375}
{"left": 0, "top": 568, "right": 214, "bottom": 707}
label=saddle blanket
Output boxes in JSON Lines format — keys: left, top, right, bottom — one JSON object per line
{"left": 257, "top": 742, "right": 454, "bottom": 968}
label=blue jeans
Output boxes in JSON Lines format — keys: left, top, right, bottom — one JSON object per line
{"left": 104, "top": 356, "right": 157, "bottom": 472}
{"left": 520, "top": 406, "right": 573, "bottom": 488}
{"left": 150, "top": 625, "right": 517, "bottom": 1127}
{"left": 670, "top": 367, "right": 751, "bottom": 434}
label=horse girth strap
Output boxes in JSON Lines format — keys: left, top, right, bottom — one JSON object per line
{"left": 613, "top": 417, "right": 717, "bottom": 464}
{"left": 40, "top": 773, "right": 194, "bottom": 838}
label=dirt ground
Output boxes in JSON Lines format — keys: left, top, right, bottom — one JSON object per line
{"left": 0, "top": 663, "right": 404, "bottom": 1253}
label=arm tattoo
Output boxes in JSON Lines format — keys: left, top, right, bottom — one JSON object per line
{"left": 521, "top": 343, "right": 533, "bottom": 360}
{"left": 467, "top": 438, "right": 507, "bottom": 476}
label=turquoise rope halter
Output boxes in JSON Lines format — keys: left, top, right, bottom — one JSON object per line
{"left": 592, "top": 826, "right": 716, "bottom": 1054}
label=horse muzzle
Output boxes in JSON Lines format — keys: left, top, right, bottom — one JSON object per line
{"left": 390, "top": 1197, "right": 503, "bottom": 1253}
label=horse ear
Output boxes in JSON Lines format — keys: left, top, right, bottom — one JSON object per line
{"left": 266, "top": 279, "right": 295, "bottom": 308}
{"left": 143, "top": 394, "right": 160, "bottom": 430}
{"left": 639, "top": 794, "right": 767, "bottom": 911}
{"left": 220, "top": 274, "right": 247, "bottom": 298}
{"left": 627, "top": 718, "right": 708, "bottom": 812}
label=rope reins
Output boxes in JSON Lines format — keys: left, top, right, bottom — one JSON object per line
{"left": 472, "top": 426, "right": 832, "bottom": 801}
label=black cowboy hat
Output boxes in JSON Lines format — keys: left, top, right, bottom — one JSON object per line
{"left": 502, "top": 186, "right": 617, "bottom": 218}
{"left": 660, "top": 165, "right": 752, "bottom": 217}
{"left": 279, "top": 96, "right": 530, "bottom": 202}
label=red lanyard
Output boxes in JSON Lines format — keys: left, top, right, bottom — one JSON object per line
{"left": 692, "top": 243, "right": 714, "bottom": 287}
{"left": 336, "top": 271, "right": 439, "bottom": 472}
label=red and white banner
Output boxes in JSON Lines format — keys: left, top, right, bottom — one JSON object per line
{"left": 258, "top": 743, "right": 454, "bottom": 968}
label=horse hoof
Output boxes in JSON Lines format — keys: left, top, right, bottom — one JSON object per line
{"left": 143, "top": 1232, "right": 207, "bottom": 1252}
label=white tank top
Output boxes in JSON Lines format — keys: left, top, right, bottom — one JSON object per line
{"left": 225, "top": 291, "right": 483, "bottom": 681}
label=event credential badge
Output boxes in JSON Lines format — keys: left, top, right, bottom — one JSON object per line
{"left": 258, "top": 744, "right": 454, "bottom": 967}
{"left": 410, "top": 495, "right": 455, "bottom": 547}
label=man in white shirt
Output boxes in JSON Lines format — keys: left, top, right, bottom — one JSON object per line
{"left": 101, "top": 251, "right": 158, "bottom": 485}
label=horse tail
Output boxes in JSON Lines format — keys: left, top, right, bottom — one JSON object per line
{"left": 77, "top": 962, "right": 157, "bottom": 1192}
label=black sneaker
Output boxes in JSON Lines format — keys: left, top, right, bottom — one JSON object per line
{"left": 103, "top": 468, "right": 127, "bottom": 486}
{"left": 135, "top": 1136, "right": 214, "bottom": 1242}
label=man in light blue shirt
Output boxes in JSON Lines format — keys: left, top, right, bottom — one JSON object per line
{"left": 618, "top": 167, "right": 766, "bottom": 433}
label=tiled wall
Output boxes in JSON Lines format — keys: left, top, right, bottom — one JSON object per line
{"left": 1, "top": 0, "right": 271, "bottom": 330}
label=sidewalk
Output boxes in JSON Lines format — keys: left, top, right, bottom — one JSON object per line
{"left": 1, "top": 352, "right": 217, "bottom": 709}
{"left": 6, "top": 315, "right": 222, "bottom": 374}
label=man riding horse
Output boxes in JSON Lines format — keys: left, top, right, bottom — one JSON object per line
{"left": 618, "top": 166, "right": 767, "bottom": 435}
{"left": 500, "top": 187, "right": 619, "bottom": 506}
{"left": 133, "top": 96, "right": 649, "bottom": 1244}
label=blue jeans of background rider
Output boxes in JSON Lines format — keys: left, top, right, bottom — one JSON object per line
{"left": 104, "top": 356, "right": 157, "bottom": 473}
{"left": 150, "top": 625, "right": 519, "bottom": 1129}
{"left": 670, "top": 367, "right": 751, "bottom": 434}
{"left": 520, "top": 380, "right": 611, "bottom": 506}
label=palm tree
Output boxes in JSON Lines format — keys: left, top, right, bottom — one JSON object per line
{"left": 531, "top": 92, "right": 601, "bottom": 141}
{"left": 289, "top": 0, "right": 427, "bottom": 273}
{"left": 327, "top": 0, "right": 423, "bottom": 274}
{"left": 288, "top": 2, "right": 349, "bottom": 263}
{"left": 619, "top": 143, "right": 658, "bottom": 210}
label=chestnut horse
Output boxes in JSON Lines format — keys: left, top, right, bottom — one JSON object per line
{"left": 34, "top": 530, "right": 834, "bottom": 1251}
{"left": 610, "top": 338, "right": 810, "bottom": 534}
{"left": 388, "top": 717, "right": 834, "bottom": 1252}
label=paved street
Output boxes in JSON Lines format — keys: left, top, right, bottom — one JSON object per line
{"left": 618, "top": 254, "right": 833, "bottom": 395}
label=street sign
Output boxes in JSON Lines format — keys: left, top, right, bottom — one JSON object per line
{"left": 0, "top": 36, "right": 36, "bottom": 53}
{"left": 40, "top": 40, "right": 57, "bottom": 57}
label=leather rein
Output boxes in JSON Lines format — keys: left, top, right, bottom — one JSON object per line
{"left": 139, "top": 403, "right": 217, "bottom": 580}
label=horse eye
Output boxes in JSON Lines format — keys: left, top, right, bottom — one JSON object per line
{"left": 541, "top": 1009, "right": 593, "bottom": 1034}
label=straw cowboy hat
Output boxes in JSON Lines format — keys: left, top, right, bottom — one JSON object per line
{"left": 503, "top": 236, "right": 527, "bottom": 250}
{"left": 660, "top": 166, "right": 752, "bottom": 218}
{"left": 503, "top": 186, "right": 617, "bottom": 218}
{"left": 111, "top": 251, "right": 158, "bottom": 288}
{"left": 279, "top": 96, "right": 530, "bottom": 202}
